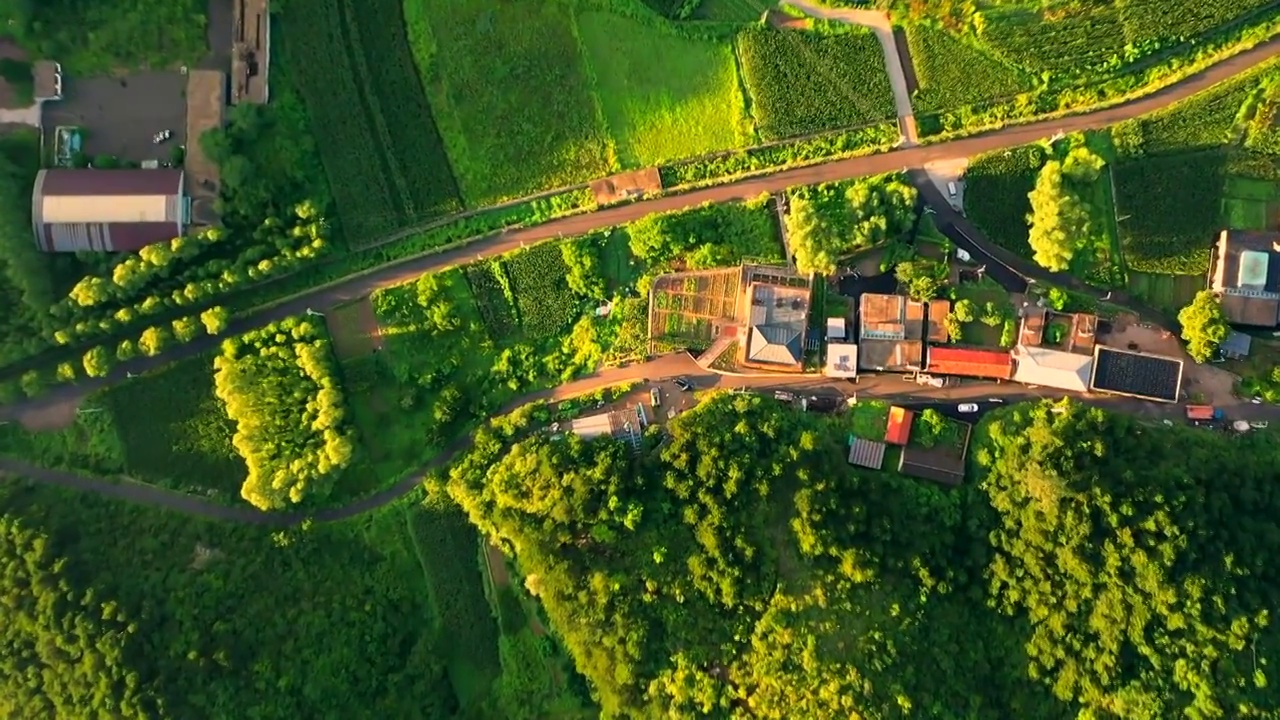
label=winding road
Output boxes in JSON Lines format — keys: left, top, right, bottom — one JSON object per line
{"left": 3, "top": 28, "right": 1280, "bottom": 522}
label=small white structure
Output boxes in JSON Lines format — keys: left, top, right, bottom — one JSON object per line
{"left": 823, "top": 343, "right": 858, "bottom": 378}
{"left": 826, "top": 317, "right": 847, "bottom": 341}
{"left": 1012, "top": 345, "right": 1094, "bottom": 392}
{"left": 1232, "top": 420, "right": 1251, "bottom": 433}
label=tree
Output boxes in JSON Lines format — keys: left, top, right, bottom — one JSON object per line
{"left": 18, "top": 370, "right": 42, "bottom": 398}
{"left": 138, "top": 326, "right": 170, "bottom": 357}
{"left": 171, "top": 316, "right": 202, "bottom": 343}
{"left": 200, "top": 306, "right": 230, "bottom": 336}
{"left": 1027, "top": 161, "right": 1091, "bottom": 272}
{"left": 82, "top": 345, "right": 114, "bottom": 378}
{"left": 562, "top": 238, "right": 606, "bottom": 300}
{"left": 943, "top": 312, "right": 963, "bottom": 342}
{"left": 895, "top": 259, "right": 945, "bottom": 302}
{"left": 1178, "top": 290, "right": 1229, "bottom": 363}
{"left": 116, "top": 339, "right": 138, "bottom": 362}
{"left": 953, "top": 298, "right": 977, "bottom": 323}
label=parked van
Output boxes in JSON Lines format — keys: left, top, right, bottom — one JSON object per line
{"left": 947, "top": 181, "right": 958, "bottom": 197}
{"left": 650, "top": 387, "right": 662, "bottom": 407}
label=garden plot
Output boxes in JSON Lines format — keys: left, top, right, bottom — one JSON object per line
{"left": 505, "top": 243, "right": 582, "bottom": 340}
{"left": 648, "top": 268, "right": 743, "bottom": 349}
{"left": 577, "top": 12, "right": 752, "bottom": 168}
{"left": 1222, "top": 176, "right": 1280, "bottom": 231}
{"left": 905, "top": 25, "right": 1037, "bottom": 114}
{"left": 1125, "top": 272, "right": 1205, "bottom": 315}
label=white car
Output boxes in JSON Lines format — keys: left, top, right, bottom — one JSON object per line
{"left": 958, "top": 403, "right": 979, "bottom": 413}
{"left": 152, "top": 129, "right": 172, "bottom": 144}
{"left": 1250, "top": 421, "right": 1269, "bottom": 429}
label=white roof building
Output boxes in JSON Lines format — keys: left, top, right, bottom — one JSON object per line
{"left": 823, "top": 343, "right": 858, "bottom": 378}
{"left": 826, "top": 317, "right": 847, "bottom": 341}
{"left": 1012, "top": 345, "right": 1094, "bottom": 392}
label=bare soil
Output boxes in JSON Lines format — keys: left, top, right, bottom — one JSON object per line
{"left": 325, "top": 298, "right": 385, "bottom": 361}
{"left": 16, "top": 395, "right": 81, "bottom": 431}
{"left": 591, "top": 167, "right": 662, "bottom": 205}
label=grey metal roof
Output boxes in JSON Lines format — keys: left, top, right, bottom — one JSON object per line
{"left": 1221, "top": 330, "right": 1252, "bottom": 358}
{"left": 748, "top": 324, "right": 801, "bottom": 365}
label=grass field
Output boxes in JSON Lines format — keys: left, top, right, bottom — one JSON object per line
{"left": 1222, "top": 175, "right": 1280, "bottom": 230}
{"left": 905, "top": 24, "right": 1037, "bottom": 113}
{"left": 1126, "top": 271, "right": 1205, "bottom": 315}
{"left": 283, "top": 0, "right": 462, "bottom": 244}
{"left": 738, "top": 24, "right": 896, "bottom": 141}
{"left": 962, "top": 146, "right": 1045, "bottom": 258}
{"left": 577, "top": 12, "right": 753, "bottom": 167}
{"left": 404, "top": 0, "right": 614, "bottom": 205}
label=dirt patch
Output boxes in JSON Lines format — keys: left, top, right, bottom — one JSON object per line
{"left": 591, "top": 167, "right": 662, "bottom": 205}
{"left": 184, "top": 70, "right": 226, "bottom": 201}
{"left": 325, "top": 298, "right": 385, "bottom": 361}
{"left": 42, "top": 71, "right": 187, "bottom": 163}
{"left": 765, "top": 8, "right": 810, "bottom": 29}
{"left": 16, "top": 396, "right": 81, "bottom": 431}
{"left": 0, "top": 39, "right": 29, "bottom": 109}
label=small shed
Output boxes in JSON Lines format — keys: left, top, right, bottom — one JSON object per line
{"left": 827, "top": 317, "right": 847, "bottom": 341}
{"left": 847, "top": 438, "right": 886, "bottom": 469}
{"left": 1221, "top": 331, "right": 1252, "bottom": 360}
{"left": 885, "top": 406, "right": 914, "bottom": 446}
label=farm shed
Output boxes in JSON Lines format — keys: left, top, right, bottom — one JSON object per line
{"left": 1089, "top": 346, "right": 1183, "bottom": 403}
{"left": 927, "top": 299, "right": 950, "bottom": 343}
{"left": 926, "top": 346, "right": 1013, "bottom": 380}
{"left": 1011, "top": 345, "right": 1093, "bottom": 392}
{"left": 847, "top": 438, "right": 886, "bottom": 470}
{"left": 1019, "top": 306, "right": 1046, "bottom": 346}
{"left": 1208, "top": 230, "right": 1280, "bottom": 327}
{"left": 568, "top": 407, "right": 644, "bottom": 448}
{"left": 827, "top": 317, "right": 847, "bottom": 340}
{"left": 824, "top": 343, "right": 858, "bottom": 378}
{"left": 32, "top": 169, "right": 187, "bottom": 252}
{"left": 1220, "top": 331, "right": 1252, "bottom": 359}
{"left": 885, "top": 406, "right": 914, "bottom": 446}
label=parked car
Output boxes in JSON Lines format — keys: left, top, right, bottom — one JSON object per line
{"left": 774, "top": 391, "right": 795, "bottom": 402}
{"left": 152, "top": 129, "right": 172, "bottom": 144}
{"left": 958, "top": 403, "right": 979, "bottom": 413}
{"left": 1250, "top": 420, "right": 1269, "bottom": 429}
{"left": 673, "top": 377, "right": 693, "bottom": 392}
{"left": 650, "top": 387, "right": 661, "bottom": 407}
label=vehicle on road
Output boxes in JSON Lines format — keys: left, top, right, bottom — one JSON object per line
{"left": 958, "top": 403, "right": 979, "bottom": 413}
{"left": 987, "top": 398, "right": 1004, "bottom": 403}
{"left": 1251, "top": 420, "right": 1269, "bottom": 429}
{"left": 650, "top": 387, "right": 661, "bottom": 407}
{"left": 774, "top": 391, "right": 795, "bottom": 402}
{"left": 673, "top": 377, "right": 693, "bottom": 392}
{"left": 152, "top": 129, "right": 172, "bottom": 144}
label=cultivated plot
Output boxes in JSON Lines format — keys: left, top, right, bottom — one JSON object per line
{"left": 648, "top": 268, "right": 742, "bottom": 349}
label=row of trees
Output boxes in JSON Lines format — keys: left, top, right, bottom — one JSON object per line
{"left": 787, "top": 175, "right": 918, "bottom": 275}
{"left": 1026, "top": 146, "right": 1105, "bottom": 271}
{"left": 213, "top": 317, "right": 356, "bottom": 510}
{"left": 442, "top": 393, "right": 1280, "bottom": 718}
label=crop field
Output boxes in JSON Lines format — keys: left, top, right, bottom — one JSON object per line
{"left": 404, "top": 0, "right": 614, "bottom": 205}
{"left": 962, "top": 146, "right": 1046, "bottom": 258}
{"left": 1112, "top": 151, "right": 1224, "bottom": 273}
{"left": 464, "top": 261, "right": 519, "bottom": 339}
{"left": 1223, "top": 175, "right": 1280, "bottom": 230}
{"left": 577, "top": 13, "right": 751, "bottom": 168}
{"left": 1116, "top": 0, "right": 1280, "bottom": 47}
{"left": 976, "top": 6, "right": 1129, "bottom": 75}
{"left": 648, "top": 269, "right": 742, "bottom": 349}
{"left": 505, "top": 244, "right": 582, "bottom": 340}
{"left": 905, "top": 25, "right": 1038, "bottom": 112}
{"left": 283, "top": 0, "right": 462, "bottom": 245}
{"left": 738, "top": 25, "right": 896, "bottom": 141}
{"left": 1245, "top": 80, "right": 1280, "bottom": 154}
{"left": 1126, "top": 271, "right": 1205, "bottom": 315}
{"left": 100, "top": 353, "right": 244, "bottom": 496}
{"left": 694, "top": 0, "right": 771, "bottom": 21}
{"left": 1113, "top": 74, "right": 1254, "bottom": 157}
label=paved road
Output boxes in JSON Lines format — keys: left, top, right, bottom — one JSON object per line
{"left": 2, "top": 37, "right": 1277, "bottom": 423}
{"left": 5, "top": 350, "right": 1279, "bottom": 526}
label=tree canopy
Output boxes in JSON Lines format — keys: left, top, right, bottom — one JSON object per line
{"left": 1178, "top": 290, "right": 1230, "bottom": 362}
{"left": 787, "top": 176, "right": 917, "bottom": 275}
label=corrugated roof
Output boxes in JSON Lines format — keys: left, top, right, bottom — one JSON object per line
{"left": 36, "top": 169, "right": 184, "bottom": 196}
{"left": 748, "top": 324, "right": 802, "bottom": 365}
{"left": 927, "top": 346, "right": 1013, "bottom": 380}
{"left": 885, "top": 406, "right": 913, "bottom": 446}
{"left": 824, "top": 342, "right": 858, "bottom": 377}
{"left": 1221, "top": 330, "right": 1252, "bottom": 357}
{"left": 42, "top": 195, "right": 173, "bottom": 223}
{"left": 847, "top": 438, "right": 886, "bottom": 469}
{"left": 1012, "top": 346, "right": 1093, "bottom": 392}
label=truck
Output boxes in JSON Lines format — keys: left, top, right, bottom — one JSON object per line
{"left": 1185, "top": 405, "right": 1223, "bottom": 422}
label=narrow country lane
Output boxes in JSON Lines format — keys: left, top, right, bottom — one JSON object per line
{"left": 780, "top": 0, "right": 920, "bottom": 144}
{"left": 1, "top": 34, "right": 1277, "bottom": 427}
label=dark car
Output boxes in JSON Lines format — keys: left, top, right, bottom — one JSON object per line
{"left": 673, "top": 377, "right": 694, "bottom": 392}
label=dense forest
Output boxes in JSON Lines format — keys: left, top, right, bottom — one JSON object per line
{"left": 442, "top": 394, "right": 1280, "bottom": 719}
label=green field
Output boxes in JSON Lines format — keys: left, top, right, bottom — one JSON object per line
{"left": 905, "top": 24, "right": 1037, "bottom": 113}
{"left": 962, "top": 146, "right": 1045, "bottom": 258}
{"left": 738, "top": 24, "right": 896, "bottom": 141}
{"left": 404, "top": 0, "right": 614, "bottom": 205}
{"left": 577, "top": 12, "right": 753, "bottom": 167}
{"left": 1223, "top": 175, "right": 1280, "bottom": 230}
{"left": 1112, "top": 151, "right": 1224, "bottom": 273}
{"left": 1126, "top": 271, "right": 1206, "bottom": 315}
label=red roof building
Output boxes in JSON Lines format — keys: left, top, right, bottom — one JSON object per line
{"left": 926, "top": 346, "right": 1014, "bottom": 380}
{"left": 32, "top": 169, "right": 187, "bottom": 252}
{"left": 885, "top": 406, "right": 914, "bottom": 446}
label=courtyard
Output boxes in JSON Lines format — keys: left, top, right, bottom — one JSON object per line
{"left": 41, "top": 71, "right": 187, "bottom": 164}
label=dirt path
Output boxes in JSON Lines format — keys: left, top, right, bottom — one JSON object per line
{"left": 485, "top": 542, "right": 511, "bottom": 587}
{"left": 780, "top": 0, "right": 919, "bottom": 145}
{"left": 1, "top": 37, "right": 1278, "bottom": 427}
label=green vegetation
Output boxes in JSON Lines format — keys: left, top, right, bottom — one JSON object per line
{"left": 0, "top": 58, "right": 33, "bottom": 105}
{"left": 786, "top": 175, "right": 917, "bottom": 275}
{"left": 964, "top": 145, "right": 1045, "bottom": 257}
{"left": 1177, "top": 290, "right": 1230, "bottom": 362}
{"left": 738, "top": 24, "right": 896, "bottom": 141}
{"left": 7, "top": 0, "right": 207, "bottom": 73}
{"left": 577, "top": 12, "right": 752, "bottom": 167}
{"left": 905, "top": 24, "right": 1036, "bottom": 114}
{"left": 0, "top": 481, "right": 460, "bottom": 717}
{"left": 441, "top": 393, "right": 1280, "bottom": 718}
{"left": 0, "top": 129, "right": 54, "bottom": 368}
{"left": 404, "top": 0, "right": 612, "bottom": 205}
{"left": 1111, "top": 152, "right": 1224, "bottom": 273}
{"left": 506, "top": 244, "right": 580, "bottom": 339}
{"left": 214, "top": 317, "right": 357, "bottom": 510}
{"left": 1125, "top": 271, "right": 1205, "bottom": 315}
{"left": 977, "top": 6, "right": 1130, "bottom": 75}
{"left": 281, "top": 0, "right": 462, "bottom": 244}
{"left": 1026, "top": 145, "right": 1107, "bottom": 272}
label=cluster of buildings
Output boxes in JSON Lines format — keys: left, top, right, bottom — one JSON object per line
{"left": 825, "top": 293, "right": 1186, "bottom": 403}
{"left": 1208, "top": 229, "right": 1280, "bottom": 355}
{"left": 848, "top": 405, "right": 973, "bottom": 486}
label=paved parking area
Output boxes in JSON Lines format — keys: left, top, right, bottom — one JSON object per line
{"left": 41, "top": 71, "right": 187, "bottom": 163}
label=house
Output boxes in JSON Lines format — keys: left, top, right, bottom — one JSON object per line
{"left": 885, "top": 406, "right": 914, "bottom": 446}
{"left": 926, "top": 346, "right": 1013, "bottom": 380}
{"left": 1220, "top": 330, "right": 1252, "bottom": 359}
{"left": 927, "top": 299, "right": 951, "bottom": 343}
{"left": 744, "top": 282, "right": 809, "bottom": 368}
{"left": 1090, "top": 346, "right": 1183, "bottom": 403}
{"left": 1207, "top": 230, "right": 1280, "bottom": 326}
{"left": 858, "top": 293, "right": 924, "bottom": 371}
{"left": 823, "top": 343, "right": 858, "bottom": 378}
{"left": 1011, "top": 345, "right": 1094, "bottom": 392}
{"left": 32, "top": 169, "right": 188, "bottom": 252}
{"left": 33, "top": 61, "right": 61, "bottom": 101}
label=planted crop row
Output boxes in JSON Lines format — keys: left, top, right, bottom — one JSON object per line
{"left": 738, "top": 25, "right": 896, "bottom": 141}
{"left": 977, "top": 7, "right": 1129, "bottom": 75}
{"left": 505, "top": 244, "right": 580, "bottom": 340}
{"left": 283, "top": 0, "right": 462, "bottom": 246}
{"left": 1112, "top": 73, "right": 1255, "bottom": 156}
{"left": 906, "top": 25, "right": 1038, "bottom": 112}
{"left": 962, "top": 146, "right": 1046, "bottom": 259}
{"left": 1112, "top": 152, "right": 1222, "bottom": 273}
{"left": 1117, "top": 0, "right": 1280, "bottom": 47}
{"left": 464, "top": 263, "right": 518, "bottom": 339}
